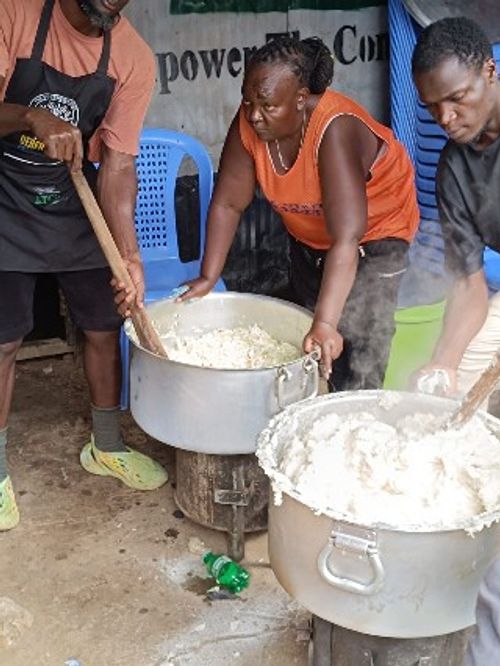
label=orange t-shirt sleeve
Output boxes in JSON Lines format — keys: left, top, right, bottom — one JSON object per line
{"left": 88, "top": 43, "right": 156, "bottom": 162}
{"left": 0, "top": 1, "right": 156, "bottom": 159}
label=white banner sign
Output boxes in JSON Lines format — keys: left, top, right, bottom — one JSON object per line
{"left": 125, "top": 2, "right": 389, "bottom": 163}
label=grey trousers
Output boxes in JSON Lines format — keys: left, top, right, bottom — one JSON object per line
{"left": 288, "top": 236, "right": 409, "bottom": 391}
{"left": 464, "top": 557, "right": 500, "bottom": 666}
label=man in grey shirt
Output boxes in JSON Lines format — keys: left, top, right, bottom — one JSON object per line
{"left": 412, "top": 16, "right": 500, "bottom": 665}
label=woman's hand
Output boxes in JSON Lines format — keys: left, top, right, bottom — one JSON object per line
{"left": 111, "top": 253, "right": 145, "bottom": 318}
{"left": 175, "top": 276, "right": 216, "bottom": 302}
{"left": 303, "top": 320, "right": 344, "bottom": 379}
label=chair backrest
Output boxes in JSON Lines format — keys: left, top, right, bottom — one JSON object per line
{"left": 135, "top": 128, "right": 214, "bottom": 262}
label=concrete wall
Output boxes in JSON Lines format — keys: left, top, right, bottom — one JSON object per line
{"left": 124, "top": 1, "right": 389, "bottom": 164}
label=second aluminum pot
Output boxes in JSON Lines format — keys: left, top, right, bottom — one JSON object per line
{"left": 257, "top": 391, "right": 500, "bottom": 637}
{"left": 125, "top": 292, "right": 319, "bottom": 454}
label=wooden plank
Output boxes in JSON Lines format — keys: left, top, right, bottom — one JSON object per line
{"left": 16, "top": 338, "right": 73, "bottom": 361}
{"left": 174, "top": 450, "right": 269, "bottom": 537}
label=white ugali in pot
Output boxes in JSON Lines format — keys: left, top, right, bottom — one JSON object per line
{"left": 256, "top": 390, "right": 500, "bottom": 638}
{"left": 124, "top": 292, "right": 319, "bottom": 455}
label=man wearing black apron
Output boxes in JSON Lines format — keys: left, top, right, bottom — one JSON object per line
{"left": 0, "top": 0, "right": 168, "bottom": 531}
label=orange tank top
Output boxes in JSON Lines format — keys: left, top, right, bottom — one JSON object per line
{"left": 239, "top": 89, "right": 419, "bottom": 249}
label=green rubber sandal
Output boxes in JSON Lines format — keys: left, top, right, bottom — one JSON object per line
{"left": 0, "top": 476, "right": 20, "bottom": 531}
{"left": 80, "top": 437, "right": 168, "bottom": 491}
{"left": 80, "top": 438, "right": 108, "bottom": 477}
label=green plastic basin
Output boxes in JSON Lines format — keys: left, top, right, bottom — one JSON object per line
{"left": 383, "top": 299, "right": 446, "bottom": 390}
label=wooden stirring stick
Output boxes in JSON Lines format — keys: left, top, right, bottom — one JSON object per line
{"left": 446, "top": 348, "right": 500, "bottom": 428}
{"left": 70, "top": 169, "right": 167, "bottom": 358}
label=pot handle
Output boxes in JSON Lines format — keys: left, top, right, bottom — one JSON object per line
{"left": 302, "top": 351, "right": 320, "bottom": 398}
{"left": 276, "top": 352, "right": 320, "bottom": 411}
{"left": 317, "top": 527, "right": 384, "bottom": 596}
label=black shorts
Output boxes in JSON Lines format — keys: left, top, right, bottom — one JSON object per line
{"left": 0, "top": 268, "right": 122, "bottom": 344}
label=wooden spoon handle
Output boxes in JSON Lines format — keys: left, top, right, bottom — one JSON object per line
{"left": 447, "top": 349, "right": 500, "bottom": 428}
{"left": 70, "top": 169, "right": 167, "bottom": 358}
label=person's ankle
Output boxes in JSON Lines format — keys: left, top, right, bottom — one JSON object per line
{"left": 0, "top": 426, "right": 8, "bottom": 482}
{"left": 91, "top": 405, "right": 127, "bottom": 453}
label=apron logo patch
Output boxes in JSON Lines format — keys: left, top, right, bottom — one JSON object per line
{"left": 19, "top": 134, "right": 45, "bottom": 152}
{"left": 33, "top": 186, "right": 62, "bottom": 207}
{"left": 29, "top": 92, "right": 80, "bottom": 127}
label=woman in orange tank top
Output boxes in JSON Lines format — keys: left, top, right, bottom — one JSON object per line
{"left": 180, "top": 36, "right": 419, "bottom": 391}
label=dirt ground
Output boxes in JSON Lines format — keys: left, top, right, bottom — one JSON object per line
{"left": 0, "top": 356, "right": 311, "bottom": 666}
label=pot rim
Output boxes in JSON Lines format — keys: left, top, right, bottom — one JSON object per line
{"left": 271, "top": 486, "right": 500, "bottom": 534}
{"left": 257, "top": 390, "right": 500, "bottom": 534}
{"left": 125, "top": 291, "right": 315, "bottom": 372}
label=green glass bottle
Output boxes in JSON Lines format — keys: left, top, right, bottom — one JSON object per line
{"left": 203, "top": 551, "right": 251, "bottom": 593}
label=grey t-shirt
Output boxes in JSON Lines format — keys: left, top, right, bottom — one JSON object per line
{"left": 436, "top": 136, "right": 500, "bottom": 277}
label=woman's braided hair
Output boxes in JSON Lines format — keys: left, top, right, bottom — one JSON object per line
{"left": 247, "top": 36, "right": 334, "bottom": 94}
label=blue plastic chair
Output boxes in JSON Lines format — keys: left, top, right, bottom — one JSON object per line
{"left": 484, "top": 248, "right": 500, "bottom": 293}
{"left": 120, "top": 128, "right": 226, "bottom": 408}
{"left": 389, "top": 0, "right": 447, "bottom": 297}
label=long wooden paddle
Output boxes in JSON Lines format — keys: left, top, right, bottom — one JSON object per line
{"left": 70, "top": 169, "right": 167, "bottom": 358}
{"left": 445, "top": 348, "right": 500, "bottom": 428}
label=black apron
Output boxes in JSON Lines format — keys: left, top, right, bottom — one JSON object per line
{"left": 0, "top": 0, "right": 116, "bottom": 272}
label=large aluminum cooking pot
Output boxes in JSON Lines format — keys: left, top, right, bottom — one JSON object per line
{"left": 125, "top": 292, "right": 319, "bottom": 454}
{"left": 256, "top": 390, "right": 500, "bottom": 638}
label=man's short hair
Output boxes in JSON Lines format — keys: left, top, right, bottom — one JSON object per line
{"left": 412, "top": 17, "right": 492, "bottom": 75}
